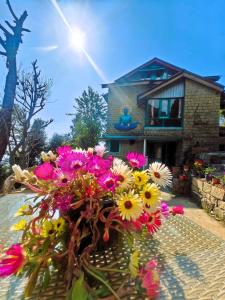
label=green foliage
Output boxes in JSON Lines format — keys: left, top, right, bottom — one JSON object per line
{"left": 48, "top": 133, "right": 70, "bottom": 152}
{"left": 71, "top": 273, "right": 88, "bottom": 300}
{"left": 27, "top": 118, "right": 48, "bottom": 166}
{"left": 70, "top": 87, "right": 107, "bottom": 149}
{"left": 203, "top": 167, "right": 216, "bottom": 175}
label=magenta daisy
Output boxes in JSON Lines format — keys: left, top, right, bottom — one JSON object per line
{"left": 56, "top": 145, "right": 72, "bottom": 156}
{"left": 126, "top": 152, "right": 147, "bottom": 168}
{"left": 97, "top": 171, "right": 119, "bottom": 192}
{"left": 57, "top": 152, "right": 87, "bottom": 173}
{"left": 54, "top": 194, "right": 73, "bottom": 213}
{"left": 0, "top": 244, "right": 26, "bottom": 277}
{"left": 161, "top": 201, "right": 170, "bottom": 218}
{"left": 86, "top": 156, "right": 112, "bottom": 177}
{"left": 54, "top": 169, "right": 75, "bottom": 187}
{"left": 34, "top": 162, "right": 56, "bottom": 181}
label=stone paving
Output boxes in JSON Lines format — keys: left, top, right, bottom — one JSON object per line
{"left": 1, "top": 193, "right": 225, "bottom": 299}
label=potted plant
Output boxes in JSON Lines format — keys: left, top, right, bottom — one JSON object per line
{"left": 203, "top": 167, "right": 216, "bottom": 182}
{"left": 0, "top": 146, "right": 182, "bottom": 299}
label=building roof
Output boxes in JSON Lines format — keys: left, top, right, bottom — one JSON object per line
{"left": 137, "top": 71, "right": 224, "bottom": 105}
{"left": 102, "top": 57, "right": 224, "bottom": 92}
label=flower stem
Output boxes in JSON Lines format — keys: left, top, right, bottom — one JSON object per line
{"left": 83, "top": 264, "right": 121, "bottom": 300}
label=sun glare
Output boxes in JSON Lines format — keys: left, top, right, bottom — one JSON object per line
{"left": 70, "top": 28, "right": 86, "bottom": 51}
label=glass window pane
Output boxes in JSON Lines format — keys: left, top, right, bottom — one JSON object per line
{"left": 110, "top": 140, "right": 119, "bottom": 152}
{"left": 160, "top": 100, "right": 169, "bottom": 118}
{"left": 170, "top": 99, "right": 181, "bottom": 118}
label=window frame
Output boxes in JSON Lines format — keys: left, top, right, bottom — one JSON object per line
{"left": 145, "top": 97, "right": 183, "bottom": 128}
{"left": 109, "top": 140, "right": 120, "bottom": 153}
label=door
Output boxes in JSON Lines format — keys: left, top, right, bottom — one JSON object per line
{"left": 147, "top": 141, "right": 177, "bottom": 166}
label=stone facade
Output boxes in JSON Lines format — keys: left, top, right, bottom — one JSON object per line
{"left": 192, "top": 177, "right": 225, "bottom": 221}
{"left": 103, "top": 59, "right": 224, "bottom": 165}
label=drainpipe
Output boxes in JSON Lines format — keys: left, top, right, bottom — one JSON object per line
{"left": 143, "top": 138, "right": 147, "bottom": 168}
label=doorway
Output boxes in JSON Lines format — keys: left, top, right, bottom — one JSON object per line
{"left": 147, "top": 141, "right": 177, "bottom": 167}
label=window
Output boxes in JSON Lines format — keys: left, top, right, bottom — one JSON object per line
{"left": 110, "top": 140, "right": 120, "bottom": 153}
{"left": 146, "top": 98, "right": 183, "bottom": 127}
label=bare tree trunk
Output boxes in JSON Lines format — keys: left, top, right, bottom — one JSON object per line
{"left": 0, "top": 0, "right": 29, "bottom": 162}
{"left": 0, "top": 57, "right": 17, "bottom": 161}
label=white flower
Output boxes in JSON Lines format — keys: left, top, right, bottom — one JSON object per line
{"left": 40, "top": 151, "right": 56, "bottom": 162}
{"left": 94, "top": 142, "right": 107, "bottom": 157}
{"left": 148, "top": 162, "right": 172, "bottom": 187}
{"left": 12, "top": 165, "right": 26, "bottom": 181}
{"left": 112, "top": 158, "right": 132, "bottom": 189}
{"left": 12, "top": 165, "right": 36, "bottom": 183}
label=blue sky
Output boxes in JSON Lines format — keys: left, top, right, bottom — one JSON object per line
{"left": 0, "top": 0, "right": 225, "bottom": 137}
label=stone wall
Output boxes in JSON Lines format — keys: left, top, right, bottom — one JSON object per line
{"left": 183, "top": 79, "right": 221, "bottom": 153}
{"left": 192, "top": 177, "right": 225, "bottom": 221}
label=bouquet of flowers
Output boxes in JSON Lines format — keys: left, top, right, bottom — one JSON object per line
{"left": 0, "top": 144, "right": 183, "bottom": 299}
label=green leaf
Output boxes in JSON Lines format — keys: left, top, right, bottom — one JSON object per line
{"left": 93, "top": 285, "right": 111, "bottom": 297}
{"left": 71, "top": 273, "right": 88, "bottom": 300}
{"left": 24, "top": 264, "right": 41, "bottom": 297}
{"left": 43, "top": 267, "right": 51, "bottom": 289}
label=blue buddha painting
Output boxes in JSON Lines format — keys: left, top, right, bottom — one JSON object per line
{"left": 114, "top": 107, "right": 139, "bottom": 131}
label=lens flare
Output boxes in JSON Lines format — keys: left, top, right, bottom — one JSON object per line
{"left": 49, "top": 0, "right": 108, "bottom": 82}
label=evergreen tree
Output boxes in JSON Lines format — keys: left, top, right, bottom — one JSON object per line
{"left": 70, "top": 87, "right": 107, "bottom": 149}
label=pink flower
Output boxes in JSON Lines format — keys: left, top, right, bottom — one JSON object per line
{"left": 56, "top": 145, "right": 72, "bottom": 156}
{"left": 139, "top": 259, "right": 160, "bottom": 299}
{"left": 97, "top": 171, "right": 119, "bottom": 192}
{"left": 160, "top": 201, "right": 170, "bottom": 218}
{"left": 94, "top": 143, "right": 106, "bottom": 157}
{"left": 54, "top": 194, "right": 73, "bottom": 212}
{"left": 126, "top": 152, "right": 147, "bottom": 168}
{"left": 86, "top": 156, "right": 112, "bottom": 177}
{"left": 0, "top": 244, "right": 25, "bottom": 277}
{"left": 172, "top": 206, "right": 184, "bottom": 215}
{"left": 54, "top": 169, "right": 75, "bottom": 187}
{"left": 57, "top": 152, "right": 87, "bottom": 173}
{"left": 34, "top": 162, "right": 56, "bottom": 180}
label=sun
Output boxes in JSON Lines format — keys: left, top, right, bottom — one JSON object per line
{"left": 70, "top": 27, "right": 86, "bottom": 51}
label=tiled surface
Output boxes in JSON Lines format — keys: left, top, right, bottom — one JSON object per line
{"left": 1, "top": 193, "right": 225, "bottom": 299}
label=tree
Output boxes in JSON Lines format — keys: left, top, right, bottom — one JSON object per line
{"left": 27, "top": 118, "right": 49, "bottom": 166}
{"left": 48, "top": 133, "right": 70, "bottom": 152}
{"left": 8, "top": 61, "right": 53, "bottom": 168}
{"left": 0, "top": 0, "right": 30, "bottom": 162}
{"left": 70, "top": 87, "right": 107, "bottom": 149}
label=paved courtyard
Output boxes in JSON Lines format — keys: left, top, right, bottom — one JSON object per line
{"left": 1, "top": 192, "right": 225, "bottom": 299}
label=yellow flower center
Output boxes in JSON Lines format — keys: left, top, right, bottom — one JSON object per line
{"left": 118, "top": 175, "right": 125, "bottom": 182}
{"left": 154, "top": 171, "right": 160, "bottom": 178}
{"left": 124, "top": 200, "right": 133, "bottom": 209}
{"left": 144, "top": 191, "right": 151, "bottom": 199}
{"left": 106, "top": 179, "right": 114, "bottom": 188}
{"left": 138, "top": 176, "right": 142, "bottom": 182}
{"left": 61, "top": 178, "right": 68, "bottom": 183}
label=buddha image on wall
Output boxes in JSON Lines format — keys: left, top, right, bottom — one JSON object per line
{"left": 114, "top": 107, "right": 139, "bottom": 131}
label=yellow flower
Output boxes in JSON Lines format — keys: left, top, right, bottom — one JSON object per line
{"left": 129, "top": 250, "right": 140, "bottom": 278}
{"left": 133, "top": 171, "right": 149, "bottom": 187}
{"left": 117, "top": 191, "right": 143, "bottom": 221}
{"left": 53, "top": 218, "right": 66, "bottom": 235}
{"left": 11, "top": 219, "right": 27, "bottom": 231}
{"left": 41, "top": 220, "right": 55, "bottom": 238}
{"left": 140, "top": 183, "right": 161, "bottom": 213}
{"left": 14, "top": 204, "right": 29, "bottom": 217}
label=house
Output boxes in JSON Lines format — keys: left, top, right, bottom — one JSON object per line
{"left": 102, "top": 58, "right": 225, "bottom": 166}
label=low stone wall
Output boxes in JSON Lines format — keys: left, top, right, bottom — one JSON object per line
{"left": 192, "top": 177, "right": 225, "bottom": 221}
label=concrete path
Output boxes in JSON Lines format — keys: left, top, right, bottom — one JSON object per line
{"left": 162, "top": 192, "right": 225, "bottom": 240}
